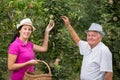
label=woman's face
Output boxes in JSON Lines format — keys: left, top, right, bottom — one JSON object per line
{"left": 87, "top": 31, "right": 102, "bottom": 48}
{"left": 19, "top": 25, "right": 33, "bottom": 39}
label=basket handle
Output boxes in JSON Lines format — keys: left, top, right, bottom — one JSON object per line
{"left": 39, "top": 60, "right": 52, "bottom": 75}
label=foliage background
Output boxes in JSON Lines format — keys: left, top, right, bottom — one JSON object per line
{"left": 0, "top": 0, "right": 120, "bottom": 80}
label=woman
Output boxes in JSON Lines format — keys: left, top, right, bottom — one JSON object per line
{"left": 8, "top": 18, "right": 55, "bottom": 80}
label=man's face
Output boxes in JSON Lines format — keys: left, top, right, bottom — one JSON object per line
{"left": 87, "top": 31, "right": 102, "bottom": 48}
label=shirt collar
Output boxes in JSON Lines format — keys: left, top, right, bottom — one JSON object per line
{"left": 91, "top": 42, "right": 102, "bottom": 52}
{"left": 16, "top": 37, "right": 28, "bottom": 46}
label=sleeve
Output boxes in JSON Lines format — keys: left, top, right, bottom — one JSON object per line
{"left": 8, "top": 43, "right": 19, "bottom": 55}
{"left": 29, "top": 41, "right": 34, "bottom": 48}
{"left": 100, "top": 47, "right": 113, "bottom": 72}
{"left": 78, "top": 40, "right": 88, "bottom": 55}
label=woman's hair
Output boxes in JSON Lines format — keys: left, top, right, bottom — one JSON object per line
{"left": 9, "top": 25, "right": 23, "bottom": 44}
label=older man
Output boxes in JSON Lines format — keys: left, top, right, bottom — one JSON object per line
{"left": 61, "top": 16, "right": 113, "bottom": 80}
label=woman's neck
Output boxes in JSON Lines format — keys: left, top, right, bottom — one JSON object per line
{"left": 19, "top": 37, "right": 28, "bottom": 44}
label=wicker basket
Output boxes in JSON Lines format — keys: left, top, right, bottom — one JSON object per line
{"left": 23, "top": 60, "right": 52, "bottom": 80}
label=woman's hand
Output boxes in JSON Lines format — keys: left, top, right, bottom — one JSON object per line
{"left": 8, "top": 54, "right": 41, "bottom": 70}
{"left": 33, "top": 20, "right": 55, "bottom": 52}
{"left": 27, "top": 59, "right": 40, "bottom": 66}
{"left": 46, "top": 20, "right": 55, "bottom": 32}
